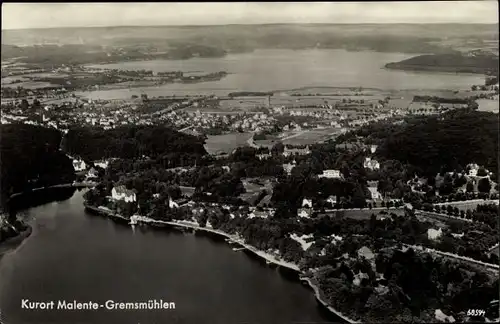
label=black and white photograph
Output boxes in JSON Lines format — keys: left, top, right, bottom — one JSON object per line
{"left": 0, "top": 2, "right": 499, "bottom": 323}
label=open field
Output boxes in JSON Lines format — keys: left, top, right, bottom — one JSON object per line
{"left": 219, "top": 97, "right": 268, "bottom": 111}
{"left": 281, "top": 127, "right": 343, "bottom": 145}
{"left": 204, "top": 132, "right": 253, "bottom": 155}
{"left": 477, "top": 98, "right": 499, "bottom": 113}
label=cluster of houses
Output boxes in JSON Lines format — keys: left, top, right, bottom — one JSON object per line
{"left": 71, "top": 158, "right": 108, "bottom": 181}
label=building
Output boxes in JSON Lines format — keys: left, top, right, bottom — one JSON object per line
{"left": 86, "top": 167, "right": 99, "bottom": 179}
{"left": 367, "top": 181, "right": 382, "bottom": 200}
{"left": 168, "top": 197, "right": 179, "bottom": 209}
{"left": 94, "top": 160, "right": 109, "bottom": 169}
{"left": 326, "top": 195, "right": 337, "bottom": 205}
{"left": 370, "top": 145, "right": 378, "bottom": 154}
{"left": 357, "top": 246, "right": 375, "bottom": 261}
{"left": 282, "top": 162, "right": 296, "bottom": 176}
{"left": 427, "top": 228, "right": 443, "bottom": 240}
{"left": 283, "top": 145, "right": 311, "bottom": 157}
{"left": 297, "top": 208, "right": 312, "bottom": 218}
{"left": 73, "top": 159, "right": 86, "bottom": 172}
{"left": 302, "top": 198, "right": 312, "bottom": 208}
{"left": 467, "top": 163, "right": 480, "bottom": 177}
{"left": 256, "top": 153, "right": 271, "bottom": 160}
{"left": 318, "top": 169, "right": 342, "bottom": 179}
{"left": 111, "top": 186, "right": 137, "bottom": 203}
{"left": 364, "top": 157, "right": 380, "bottom": 170}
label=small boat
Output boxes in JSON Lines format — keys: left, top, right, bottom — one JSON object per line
{"left": 232, "top": 247, "right": 245, "bottom": 251}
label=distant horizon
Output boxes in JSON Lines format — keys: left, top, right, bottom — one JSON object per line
{"left": 3, "top": 22, "right": 499, "bottom": 32}
{"left": 2, "top": 2, "right": 498, "bottom": 30}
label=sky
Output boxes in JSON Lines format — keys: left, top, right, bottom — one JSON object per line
{"left": 2, "top": 2, "right": 499, "bottom": 30}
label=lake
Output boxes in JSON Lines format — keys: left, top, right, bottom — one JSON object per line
{"left": 76, "top": 49, "right": 485, "bottom": 100}
{"left": 0, "top": 189, "right": 336, "bottom": 324}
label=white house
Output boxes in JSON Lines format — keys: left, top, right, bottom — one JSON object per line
{"left": 73, "top": 159, "right": 86, "bottom": 172}
{"left": 86, "top": 167, "right": 99, "bottom": 179}
{"left": 168, "top": 197, "right": 179, "bottom": 209}
{"left": 302, "top": 198, "right": 312, "bottom": 208}
{"left": 282, "top": 162, "right": 296, "bottom": 176}
{"left": 467, "top": 163, "right": 480, "bottom": 177}
{"left": 318, "top": 169, "right": 342, "bottom": 179}
{"left": 326, "top": 195, "right": 337, "bottom": 205}
{"left": 111, "top": 186, "right": 137, "bottom": 203}
{"left": 297, "top": 208, "right": 311, "bottom": 218}
{"left": 427, "top": 228, "right": 443, "bottom": 240}
{"left": 357, "top": 246, "right": 375, "bottom": 261}
{"left": 367, "top": 182, "right": 382, "bottom": 200}
{"left": 94, "top": 160, "right": 109, "bottom": 169}
{"left": 364, "top": 157, "right": 380, "bottom": 170}
{"left": 367, "top": 187, "right": 382, "bottom": 200}
{"left": 257, "top": 153, "right": 271, "bottom": 160}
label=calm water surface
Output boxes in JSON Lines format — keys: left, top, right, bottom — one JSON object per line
{"left": 0, "top": 190, "right": 335, "bottom": 324}
{"left": 77, "top": 49, "right": 485, "bottom": 100}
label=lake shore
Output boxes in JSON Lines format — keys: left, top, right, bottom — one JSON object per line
{"left": 0, "top": 182, "right": 96, "bottom": 253}
{"left": 0, "top": 224, "right": 32, "bottom": 256}
{"left": 84, "top": 204, "right": 358, "bottom": 324}
{"left": 8, "top": 181, "right": 97, "bottom": 200}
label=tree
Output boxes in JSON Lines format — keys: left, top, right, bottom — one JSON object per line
{"left": 466, "top": 182, "right": 475, "bottom": 193}
{"left": 477, "top": 168, "right": 488, "bottom": 177}
{"left": 20, "top": 99, "right": 29, "bottom": 110}
{"left": 478, "top": 178, "right": 491, "bottom": 193}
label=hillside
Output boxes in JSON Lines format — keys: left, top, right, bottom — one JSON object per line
{"left": 0, "top": 124, "right": 75, "bottom": 205}
{"left": 63, "top": 125, "right": 208, "bottom": 163}
{"left": 385, "top": 53, "right": 499, "bottom": 74}
{"left": 374, "top": 111, "right": 499, "bottom": 177}
{"left": 2, "top": 24, "right": 498, "bottom": 65}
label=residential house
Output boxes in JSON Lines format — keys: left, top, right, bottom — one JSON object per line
{"left": 282, "top": 161, "right": 296, "bottom": 176}
{"left": 94, "top": 160, "right": 109, "bottom": 169}
{"left": 367, "top": 181, "right": 382, "bottom": 200}
{"left": 111, "top": 186, "right": 137, "bottom": 203}
{"left": 370, "top": 145, "right": 378, "bottom": 154}
{"left": 168, "top": 197, "right": 179, "bottom": 209}
{"left": 467, "top": 163, "right": 480, "bottom": 177}
{"left": 326, "top": 195, "right": 337, "bottom": 205}
{"left": 318, "top": 169, "right": 342, "bottom": 179}
{"left": 427, "top": 228, "right": 443, "bottom": 240}
{"left": 86, "top": 167, "right": 99, "bottom": 179}
{"left": 364, "top": 157, "right": 380, "bottom": 170}
{"left": 256, "top": 153, "right": 271, "bottom": 160}
{"left": 73, "top": 159, "right": 86, "bottom": 172}
{"left": 248, "top": 211, "right": 269, "bottom": 219}
{"left": 357, "top": 246, "right": 375, "bottom": 261}
{"left": 283, "top": 145, "right": 311, "bottom": 157}
{"left": 297, "top": 208, "right": 312, "bottom": 218}
{"left": 302, "top": 198, "right": 312, "bottom": 208}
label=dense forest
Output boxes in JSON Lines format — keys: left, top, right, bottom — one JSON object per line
{"left": 0, "top": 124, "right": 75, "bottom": 208}
{"left": 63, "top": 125, "right": 208, "bottom": 163}
{"left": 385, "top": 53, "right": 499, "bottom": 74}
{"left": 341, "top": 111, "right": 498, "bottom": 178}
